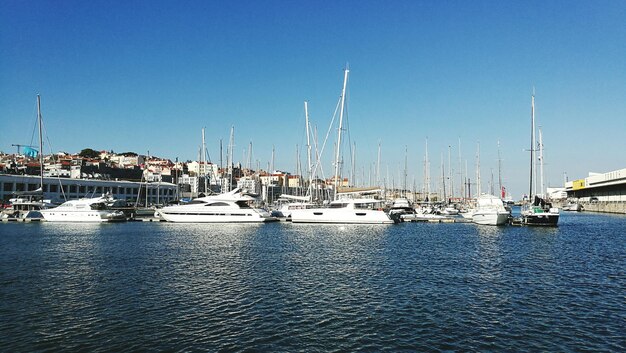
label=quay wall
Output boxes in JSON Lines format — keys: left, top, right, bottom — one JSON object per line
{"left": 578, "top": 202, "right": 626, "bottom": 215}
{"left": 556, "top": 200, "right": 626, "bottom": 215}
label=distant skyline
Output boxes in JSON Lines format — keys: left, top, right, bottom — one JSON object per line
{"left": 2, "top": 1, "right": 625, "bottom": 198}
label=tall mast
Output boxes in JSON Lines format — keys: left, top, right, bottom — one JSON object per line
{"left": 376, "top": 141, "right": 381, "bottom": 186}
{"left": 458, "top": 137, "right": 463, "bottom": 201}
{"left": 202, "top": 127, "right": 207, "bottom": 193}
{"left": 333, "top": 67, "right": 349, "bottom": 199}
{"left": 36, "top": 95, "right": 44, "bottom": 190}
{"left": 351, "top": 142, "right": 356, "bottom": 187}
{"left": 448, "top": 145, "right": 452, "bottom": 200}
{"left": 304, "top": 101, "right": 313, "bottom": 196}
{"left": 497, "top": 139, "right": 503, "bottom": 198}
{"left": 530, "top": 92, "right": 535, "bottom": 200}
{"left": 403, "top": 145, "right": 408, "bottom": 197}
{"left": 228, "top": 126, "right": 234, "bottom": 191}
{"left": 425, "top": 137, "right": 430, "bottom": 199}
{"left": 539, "top": 127, "right": 545, "bottom": 198}
{"left": 476, "top": 141, "right": 481, "bottom": 197}
{"left": 441, "top": 152, "right": 446, "bottom": 202}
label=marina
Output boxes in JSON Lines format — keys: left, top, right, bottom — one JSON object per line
{"left": 2, "top": 2, "right": 625, "bottom": 351}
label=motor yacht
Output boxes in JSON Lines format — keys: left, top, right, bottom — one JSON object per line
{"left": 156, "top": 188, "right": 276, "bottom": 223}
{"left": 40, "top": 194, "right": 126, "bottom": 222}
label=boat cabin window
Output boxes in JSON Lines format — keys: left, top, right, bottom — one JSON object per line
{"left": 90, "top": 203, "right": 107, "bottom": 210}
{"left": 235, "top": 201, "right": 252, "bottom": 209}
{"left": 206, "top": 202, "right": 230, "bottom": 207}
{"left": 329, "top": 203, "right": 348, "bottom": 208}
{"left": 186, "top": 200, "right": 207, "bottom": 205}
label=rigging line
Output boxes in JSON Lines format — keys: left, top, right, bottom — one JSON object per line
{"left": 311, "top": 94, "right": 341, "bottom": 181}
{"left": 41, "top": 114, "right": 68, "bottom": 201}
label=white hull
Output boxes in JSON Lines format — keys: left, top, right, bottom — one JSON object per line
{"left": 157, "top": 188, "right": 277, "bottom": 223}
{"left": 41, "top": 210, "right": 124, "bottom": 222}
{"left": 472, "top": 211, "right": 509, "bottom": 226}
{"left": 290, "top": 208, "right": 393, "bottom": 224}
{"left": 157, "top": 209, "right": 274, "bottom": 223}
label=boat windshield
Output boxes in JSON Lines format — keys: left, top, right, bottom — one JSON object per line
{"left": 90, "top": 203, "right": 107, "bottom": 210}
{"left": 235, "top": 201, "right": 252, "bottom": 209}
{"left": 329, "top": 203, "right": 348, "bottom": 208}
{"left": 206, "top": 202, "right": 230, "bottom": 207}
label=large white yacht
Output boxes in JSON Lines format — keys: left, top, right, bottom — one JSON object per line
{"left": 40, "top": 195, "right": 126, "bottom": 222}
{"left": 156, "top": 188, "right": 276, "bottom": 223}
{"left": 472, "top": 194, "right": 510, "bottom": 226}
{"left": 290, "top": 198, "right": 394, "bottom": 224}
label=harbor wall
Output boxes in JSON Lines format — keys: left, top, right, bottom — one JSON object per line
{"left": 557, "top": 200, "right": 626, "bottom": 214}
{"left": 578, "top": 201, "right": 626, "bottom": 215}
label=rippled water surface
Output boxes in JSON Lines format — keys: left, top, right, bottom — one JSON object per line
{"left": 1, "top": 212, "right": 625, "bottom": 352}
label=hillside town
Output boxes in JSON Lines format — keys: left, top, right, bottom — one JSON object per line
{"left": 0, "top": 148, "right": 348, "bottom": 205}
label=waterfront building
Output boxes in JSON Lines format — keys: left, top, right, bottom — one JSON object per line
{"left": 565, "top": 167, "right": 626, "bottom": 202}
{"left": 0, "top": 174, "right": 176, "bottom": 205}
{"left": 565, "top": 167, "right": 626, "bottom": 214}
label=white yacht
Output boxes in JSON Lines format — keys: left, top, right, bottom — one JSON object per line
{"left": 156, "top": 188, "right": 276, "bottom": 223}
{"left": 290, "top": 198, "right": 394, "bottom": 224}
{"left": 472, "top": 194, "right": 510, "bottom": 226}
{"left": 40, "top": 195, "right": 126, "bottom": 222}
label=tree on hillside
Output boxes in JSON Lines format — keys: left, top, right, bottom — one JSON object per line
{"left": 79, "top": 148, "right": 100, "bottom": 159}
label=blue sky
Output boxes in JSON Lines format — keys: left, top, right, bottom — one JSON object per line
{"left": 1, "top": 0, "right": 625, "bottom": 198}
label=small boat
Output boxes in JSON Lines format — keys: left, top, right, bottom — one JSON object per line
{"left": 388, "top": 198, "right": 416, "bottom": 222}
{"left": 156, "top": 188, "right": 276, "bottom": 223}
{"left": 562, "top": 202, "right": 582, "bottom": 212}
{"left": 40, "top": 194, "right": 126, "bottom": 222}
{"left": 441, "top": 206, "right": 459, "bottom": 216}
{"left": 472, "top": 194, "right": 510, "bottom": 226}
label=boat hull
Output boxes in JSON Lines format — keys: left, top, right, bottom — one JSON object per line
{"left": 472, "top": 211, "right": 510, "bottom": 226}
{"left": 522, "top": 213, "right": 559, "bottom": 226}
{"left": 41, "top": 210, "right": 126, "bottom": 222}
{"left": 290, "top": 208, "right": 394, "bottom": 224}
{"left": 157, "top": 209, "right": 276, "bottom": 223}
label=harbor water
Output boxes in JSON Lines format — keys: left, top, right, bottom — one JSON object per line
{"left": 1, "top": 212, "right": 624, "bottom": 352}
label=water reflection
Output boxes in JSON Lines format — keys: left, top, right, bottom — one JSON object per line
{"left": 1, "top": 215, "right": 624, "bottom": 352}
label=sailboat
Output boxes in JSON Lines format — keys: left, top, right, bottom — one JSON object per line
{"left": 520, "top": 92, "right": 559, "bottom": 226}
{"left": 289, "top": 68, "right": 394, "bottom": 224}
{"left": 1, "top": 95, "right": 54, "bottom": 220}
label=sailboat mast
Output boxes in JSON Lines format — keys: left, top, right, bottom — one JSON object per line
{"left": 530, "top": 93, "right": 535, "bottom": 200}
{"left": 448, "top": 145, "right": 452, "bottom": 200}
{"left": 351, "top": 142, "right": 356, "bottom": 187}
{"left": 476, "top": 141, "right": 481, "bottom": 197}
{"left": 304, "top": 101, "right": 313, "bottom": 196}
{"left": 36, "top": 95, "right": 44, "bottom": 190}
{"left": 333, "top": 67, "right": 349, "bottom": 199}
{"left": 458, "top": 137, "right": 463, "bottom": 201}
{"left": 377, "top": 141, "right": 381, "bottom": 187}
{"left": 228, "top": 126, "right": 234, "bottom": 191}
{"left": 202, "top": 127, "right": 208, "bottom": 193}
{"left": 498, "top": 140, "right": 503, "bottom": 198}
{"left": 403, "top": 145, "right": 408, "bottom": 197}
{"left": 539, "top": 127, "right": 545, "bottom": 198}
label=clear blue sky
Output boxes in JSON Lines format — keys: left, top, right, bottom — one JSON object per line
{"left": 1, "top": 0, "right": 625, "bottom": 198}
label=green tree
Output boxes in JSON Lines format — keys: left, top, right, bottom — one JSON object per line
{"left": 79, "top": 148, "right": 100, "bottom": 159}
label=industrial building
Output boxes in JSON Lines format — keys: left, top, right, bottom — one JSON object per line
{"left": 565, "top": 167, "right": 626, "bottom": 213}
